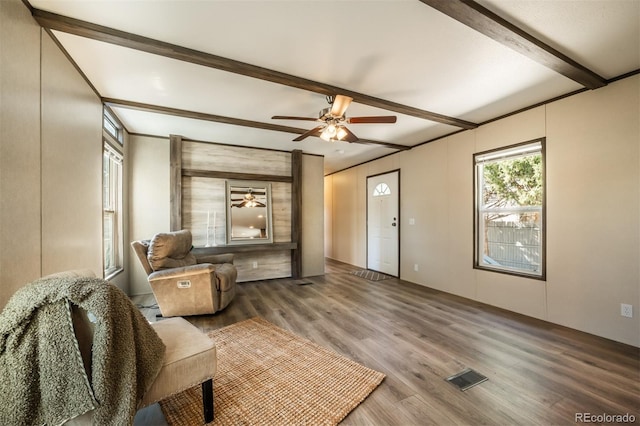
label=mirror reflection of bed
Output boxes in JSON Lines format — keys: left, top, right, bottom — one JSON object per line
{"left": 226, "top": 181, "right": 273, "bottom": 244}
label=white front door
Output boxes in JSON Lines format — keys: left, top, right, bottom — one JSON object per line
{"left": 367, "top": 171, "right": 399, "bottom": 276}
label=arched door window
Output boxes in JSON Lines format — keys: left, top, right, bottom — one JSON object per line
{"left": 373, "top": 183, "right": 391, "bottom": 197}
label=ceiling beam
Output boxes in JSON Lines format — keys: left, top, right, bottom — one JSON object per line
{"left": 103, "top": 98, "right": 306, "bottom": 134}
{"left": 103, "top": 98, "right": 411, "bottom": 151}
{"left": 419, "top": 0, "right": 607, "bottom": 89}
{"left": 33, "top": 8, "right": 477, "bottom": 130}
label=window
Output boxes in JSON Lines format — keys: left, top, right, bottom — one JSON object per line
{"left": 103, "top": 110, "right": 123, "bottom": 278}
{"left": 103, "top": 109, "right": 122, "bottom": 145}
{"left": 373, "top": 183, "right": 391, "bottom": 196}
{"left": 474, "top": 139, "right": 545, "bottom": 279}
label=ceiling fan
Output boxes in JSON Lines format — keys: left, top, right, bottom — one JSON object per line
{"left": 272, "top": 95, "right": 397, "bottom": 142}
{"left": 230, "top": 189, "right": 266, "bottom": 208}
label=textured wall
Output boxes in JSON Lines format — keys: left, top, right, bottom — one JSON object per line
{"left": 0, "top": 0, "right": 42, "bottom": 307}
{"left": 128, "top": 135, "right": 171, "bottom": 295}
{"left": 1, "top": 0, "right": 106, "bottom": 307}
{"left": 40, "top": 33, "right": 103, "bottom": 277}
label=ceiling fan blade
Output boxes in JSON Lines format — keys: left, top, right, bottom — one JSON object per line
{"left": 272, "top": 115, "right": 320, "bottom": 121}
{"left": 338, "top": 126, "right": 359, "bottom": 143}
{"left": 347, "top": 116, "right": 397, "bottom": 124}
{"left": 293, "top": 125, "right": 324, "bottom": 141}
{"left": 330, "top": 95, "right": 353, "bottom": 117}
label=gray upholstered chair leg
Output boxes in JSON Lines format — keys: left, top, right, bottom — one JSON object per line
{"left": 202, "top": 379, "right": 214, "bottom": 423}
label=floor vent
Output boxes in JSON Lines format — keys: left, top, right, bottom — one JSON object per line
{"left": 446, "top": 368, "right": 488, "bottom": 391}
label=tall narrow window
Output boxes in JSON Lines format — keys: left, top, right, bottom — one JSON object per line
{"left": 474, "top": 139, "right": 545, "bottom": 279}
{"left": 103, "top": 144, "right": 123, "bottom": 276}
{"left": 103, "top": 108, "right": 124, "bottom": 278}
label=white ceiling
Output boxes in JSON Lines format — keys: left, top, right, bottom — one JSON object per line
{"left": 29, "top": 0, "right": 640, "bottom": 174}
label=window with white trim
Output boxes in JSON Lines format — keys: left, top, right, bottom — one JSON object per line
{"left": 103, "top": 112, "right": 123, "bottom": 277}
{"left": 474, "top": 139, "right": 545, "bottom": 279}
{"left": 103, "top": 109, "right": 122, "bottom": 145}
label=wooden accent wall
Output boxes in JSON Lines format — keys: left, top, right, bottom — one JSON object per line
{"left": 172, "top": 139, "right": 302, "bottom": 282}
{"left": 183, "top": 141, "right": 291, "bottom": 175}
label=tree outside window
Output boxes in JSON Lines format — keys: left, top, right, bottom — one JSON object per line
{"left": 474, "top": 140, "right": 545, "bottom": 279}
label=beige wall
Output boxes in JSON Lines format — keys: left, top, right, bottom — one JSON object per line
{"left": 1, "top": 0, "right": 108, "bottom": 307}
{"left": 0, "top": 0, "right": 42, "bottom": 305}
{"left": 324, "top": 174, "right": 334, "bottom": 258}
{"left": 128, "top": 135, "right": 171, "bottom": 295}
{"left": 545, "top": 78, "right": 639, "bottom": 344}
{"left": 40, "top": 33, "right": 103, "bottom": 277}
{"left": 326, "top": 76, "right": 640, "bottom": 347}
{"left": 301, "top": 154, "right": 325, "bottom": 277}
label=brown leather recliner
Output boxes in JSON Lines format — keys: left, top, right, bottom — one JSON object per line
{"left": 131, "top": 229, "right": 237, "bottom": 317}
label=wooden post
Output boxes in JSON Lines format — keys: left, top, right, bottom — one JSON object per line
{"left": 170, "top": 134, "right": 182, "bottom": 231}
{"left": 291, "top": 150, "right": 302, "bottom": 279}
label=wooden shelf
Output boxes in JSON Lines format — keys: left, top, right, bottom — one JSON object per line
{"left": 192, "top": 242, "right": 297, "bottom": 255}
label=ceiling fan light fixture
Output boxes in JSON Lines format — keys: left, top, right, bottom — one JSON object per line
{"left": 273, "top": 94, "right": 396, "bottom": 143}
{"left": 336, "top": 126, "right": 348, "bottom": 141}
{"left": 320, "top": 123, "right": 338, "bottom": 141}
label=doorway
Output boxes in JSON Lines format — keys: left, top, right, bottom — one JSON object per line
{"left": 367, "top": 170, "right": 400, "bottom": 277}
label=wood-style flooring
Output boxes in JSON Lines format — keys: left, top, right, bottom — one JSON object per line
{"left": 132, "top": 259, "right": 639, "bottom": 425}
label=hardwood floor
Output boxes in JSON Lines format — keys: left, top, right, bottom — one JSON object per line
{"left": 132, "top": 259, "right": 639, "bottom": 425}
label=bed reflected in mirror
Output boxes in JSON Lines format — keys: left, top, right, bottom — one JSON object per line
{"left": 225, "top": 180, "right": 273, "bottom": 245}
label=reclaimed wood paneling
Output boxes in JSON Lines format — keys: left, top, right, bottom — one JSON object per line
{"left": 182, "top": 177, "right": 227, "bottom": 247}
{"left": 233, "top": 250, "right": 291, "bottom": 282}
{"left": 183, "top": 169, "right": 292, "bottom": 182}
{"left": 183, "top": 177, "right": 291, "bottom": 245}
{"left": 182, "top": 141, "right": 291, "bottom": 176}
{"left": 180, "top": 141, "right": 294, "bottom": 281}
{"left": 192, "top": 243, "right": 296, "bottom": 256}
{"left": 271, "top": 182, "right": 291, "bottom": 243}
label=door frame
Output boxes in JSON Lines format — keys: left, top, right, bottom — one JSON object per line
{"left": 366, "top": 169, "right": 401, "bottom": 277}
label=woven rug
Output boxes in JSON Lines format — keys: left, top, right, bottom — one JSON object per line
{"left": 159, "top": 317, "right": 385, "bottom": 425}
{"left": 350, "top": 269, "right": 393, "bottom": 282}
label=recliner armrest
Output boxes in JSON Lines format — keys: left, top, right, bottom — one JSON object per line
{"left": 148, "top": 263, "right": 217, "bottom": 282}
{"left": 195, "top": 253, "right": 234, "bottom": 265}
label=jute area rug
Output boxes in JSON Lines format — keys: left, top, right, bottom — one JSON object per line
{"left": 159, "top": 317, "right": 385, "bottom": 425}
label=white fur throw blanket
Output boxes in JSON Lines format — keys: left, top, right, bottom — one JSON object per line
{"left": 0, "top": 275, "right": 166, "bottom": 425}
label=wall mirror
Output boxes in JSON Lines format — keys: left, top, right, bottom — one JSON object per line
{"left": 225, "top": 180, "right": 273, "bottom": 245}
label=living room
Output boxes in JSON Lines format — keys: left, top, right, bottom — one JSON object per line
{"left": 1, "top": 0, "right": 638, "bottom": 424}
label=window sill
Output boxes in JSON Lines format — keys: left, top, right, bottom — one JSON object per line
{"left": 105, "top": 267, "right": 124, "bottom": 281}
{"left": 473, "top": 264, "right": 546, "bottom": 281}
